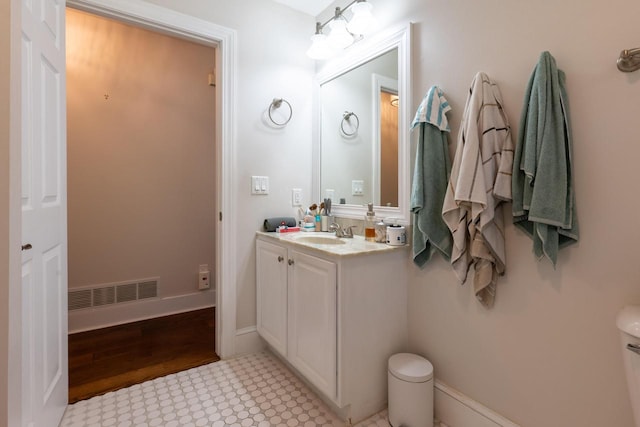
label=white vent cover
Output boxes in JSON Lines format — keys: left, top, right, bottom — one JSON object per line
{"left": 138, "top": 281, "right": 158, "bottom": 299}
{"left": 68, "top": 278, "right": 159, "bottom": 311}
{"left": 68, "top": 289, "right": 92, "bottom": 311}
{"left": 92, "top": 287, "right": 115, "bottom": 306}
{"left": 116, "top": 283, "right": 137, "bottom": 303}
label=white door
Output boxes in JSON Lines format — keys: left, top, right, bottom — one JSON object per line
{"left": 21, "top": 0, "right": 68, "bottom": 425}
{"left": 256, "top": 240, "right": 288, "bottom": 356}
{"left": 287, "top": 250, "right": 337, "bottom": 399}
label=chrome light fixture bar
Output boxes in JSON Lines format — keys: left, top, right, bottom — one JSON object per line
{"left": 306, "top": 0, "right": 376, "bottom": 60}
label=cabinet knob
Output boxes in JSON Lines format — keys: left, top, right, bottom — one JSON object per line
{"left": 21, "top": 243, "right": 33, "bottom": 251}
{"left": 288, "top": 259, "right": 294, "bottom": 266}
{"left": 277, "top": 256, "right": 284, "bottom": 262}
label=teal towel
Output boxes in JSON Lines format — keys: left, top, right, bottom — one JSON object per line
{"left": 512, "top": 51, "right": 579, "bottom": 265}
{"left": 411, "top": 86, "right": 453, "bottom": 266}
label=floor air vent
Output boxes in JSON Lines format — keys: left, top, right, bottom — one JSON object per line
{"left": 68, "top": 278, "right": 159, "bottom": 311}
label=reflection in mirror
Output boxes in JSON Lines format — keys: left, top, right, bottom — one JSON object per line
{"left": 313, "top": 23, "right": 411, "bottom": 224}
{"left": 379, "top": 88, "right": 399, "bottom": 206}
{"left": 320, "top": 49, "right": 398, "bottom": 206}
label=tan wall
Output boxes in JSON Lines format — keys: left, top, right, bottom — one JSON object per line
{"left": 340, "top": 0, "right": 640, "bottom": 426}
{"left": 66, "top": 9, "right": 216, "bottom": 300}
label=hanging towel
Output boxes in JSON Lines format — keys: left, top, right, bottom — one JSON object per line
{"left": 410, "top": 86, "right": 453, "bottom": 266}
{"left": 512, "top": 51, "right": 579, "bottom": 266}
{"left": 442, "top": 72, "right": 514, "bottom": 308}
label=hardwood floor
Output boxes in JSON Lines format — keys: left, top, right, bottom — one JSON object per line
{"left": 68, "top": 307, "right": 219, "bottom": 403}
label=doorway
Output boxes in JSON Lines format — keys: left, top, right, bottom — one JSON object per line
{"left": 65, "top": 7, "right": 218, "bottom": 401}
{"left": 16, "top": 0, "right": 238, "bottom": 424}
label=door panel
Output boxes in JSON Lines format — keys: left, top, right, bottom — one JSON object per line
{"left": 287, "top": 251, "right": 337, "bottom": 399}
{"left": 21, "top": 0, "right": 68, "bottom": 424}
{"left": 256, "top": 240, "right": 288, "bottom": 356}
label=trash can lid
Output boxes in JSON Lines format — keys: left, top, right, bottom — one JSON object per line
{"left": 388, "top": 353, "right": 433, "bottom": 383}
{"left": 617, "top": 306, "right": 640, "bottom": 338}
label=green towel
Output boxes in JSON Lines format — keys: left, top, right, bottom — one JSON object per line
{"left": 512, "top": 51, "right": 579, "bottom": 265}
{"left": 411, "top": 86, "right": 453, "bottom": 266}
{"left": 411, "top": 123, "right": 453, "bottom": 265}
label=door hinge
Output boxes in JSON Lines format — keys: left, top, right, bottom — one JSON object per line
{"left": 219, "top": 211, "right": 222, "bottom": 221}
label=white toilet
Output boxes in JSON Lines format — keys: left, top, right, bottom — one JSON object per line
{"left": 617, "top": 305, "right": 640, "bottom": 427}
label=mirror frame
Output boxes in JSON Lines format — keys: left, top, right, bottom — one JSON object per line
{"left": 313, "top": 23, "right": 412, "bottom": 225}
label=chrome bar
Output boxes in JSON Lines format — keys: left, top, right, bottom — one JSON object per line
{"left": 627, "top": 343, "right": 640, "bottom": 355}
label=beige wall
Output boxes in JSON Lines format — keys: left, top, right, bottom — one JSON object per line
{"left": 340, "top": 0, "right": 640, "bottom": 426}
{"left": 66, "top": 9, "right": 216, "bottom": 300}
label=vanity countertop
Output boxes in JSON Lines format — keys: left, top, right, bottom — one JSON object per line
{"left": 256, "top": 231, "right": 407, "bottom": 257}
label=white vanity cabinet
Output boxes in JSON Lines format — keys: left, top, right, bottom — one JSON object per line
{"left": 256, "top": 232, "right": 408, "bottom": 423}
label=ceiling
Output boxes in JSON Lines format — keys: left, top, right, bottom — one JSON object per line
{"left": 271, "top": 0, "right": 334, "bottom": 16}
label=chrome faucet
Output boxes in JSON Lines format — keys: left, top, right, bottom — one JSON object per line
{"left": 329, "top": 223, "right": 356, "bottom": 238}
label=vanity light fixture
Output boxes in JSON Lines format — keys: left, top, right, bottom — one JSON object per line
{"left": 306, "top": 0, "right": 376, "bottom": 60}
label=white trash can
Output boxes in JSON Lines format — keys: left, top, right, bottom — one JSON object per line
{"left": 388, "top": 353, "right": 434, "bottom": 427}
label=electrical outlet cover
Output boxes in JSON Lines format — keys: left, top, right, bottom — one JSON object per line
{"left": 292, "top": 188, "right": 302, "bottom": 206}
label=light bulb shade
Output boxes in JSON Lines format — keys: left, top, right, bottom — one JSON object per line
{"left": 306, "top": 33, "right": 334, "bottom": 60}
{"left": 327, "top": 19, "right": 354, "bottom": 50}
{"left": 346, "top": 1, "right": 375, "bottom": 35}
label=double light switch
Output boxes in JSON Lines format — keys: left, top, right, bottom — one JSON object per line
{"left": 251, "top": 176, "right": 269, "bottom": 195}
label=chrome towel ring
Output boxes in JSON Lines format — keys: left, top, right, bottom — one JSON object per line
{"left": 341, "top": 111, "right": 360, "bottom": 137}
{"left": 268, "top": 98, "right": 293, "bottom": 126}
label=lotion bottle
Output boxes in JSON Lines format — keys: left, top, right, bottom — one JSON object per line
{"left": 364, "top": 203, "right": 376, "bottom": 241}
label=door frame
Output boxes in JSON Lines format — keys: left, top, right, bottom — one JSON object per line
{"left": 64, "top": 0, "right": 238, "bottom": 359}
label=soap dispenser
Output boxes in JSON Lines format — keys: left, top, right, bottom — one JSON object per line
{"left": 364, "top": 203, "right": 376, "bottom": 241}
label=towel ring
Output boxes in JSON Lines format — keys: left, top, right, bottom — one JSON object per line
{"left": 341, "top": 111, "right": 360, "bottom": 137}
{"left": 268, "top": 98, "right": 293, "bottom": 126}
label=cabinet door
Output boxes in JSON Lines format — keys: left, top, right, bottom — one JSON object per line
{"left": 256, "top": 240, "right": 288, "bottom": 356}
{"left": 288, "top": 250, "right": 337, "bottom": 399}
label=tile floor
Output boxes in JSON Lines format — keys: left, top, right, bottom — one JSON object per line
{"left": 61, "top": 351, "right": 393, "bottom": 427}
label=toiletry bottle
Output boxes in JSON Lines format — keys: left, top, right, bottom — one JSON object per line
{"left": 374, "top": 219, "right": 387, "bottom": 243}
{"left": 364, "top": 203, "right": 376, "bottom": 241}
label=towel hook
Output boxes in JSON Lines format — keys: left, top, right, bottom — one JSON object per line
{"left": 617, "top": 48, "right": 640, "bottom": 72}
{"left": 268, "top": 98, "right": 293, "bottom": 126}
{"left": 340, "top": 111, "right": 360, "bottom": 137}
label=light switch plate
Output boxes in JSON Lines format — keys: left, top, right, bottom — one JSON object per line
{"left": 352, "top": 180, "right": 364, "bottom": 196}
{"left": 251, "top": 176, "right": 269, "bottom": 195}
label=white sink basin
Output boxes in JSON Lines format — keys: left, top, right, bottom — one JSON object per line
{"left": 294, "top": 235, "right": 346, "bottom": 245}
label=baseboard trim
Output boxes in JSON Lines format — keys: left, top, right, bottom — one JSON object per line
{"left": 68, "top": 290, "right": 216, "bottom": 333}
{"left": 434, "top": 380, "right": 520, "bottom": 427}
{"left": 233, "top": 326, "right": 264, "bottom": 357}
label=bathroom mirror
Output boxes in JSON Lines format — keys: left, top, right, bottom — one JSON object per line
{"left": 313, "top": 23, "right": 412, "bottom": 224}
